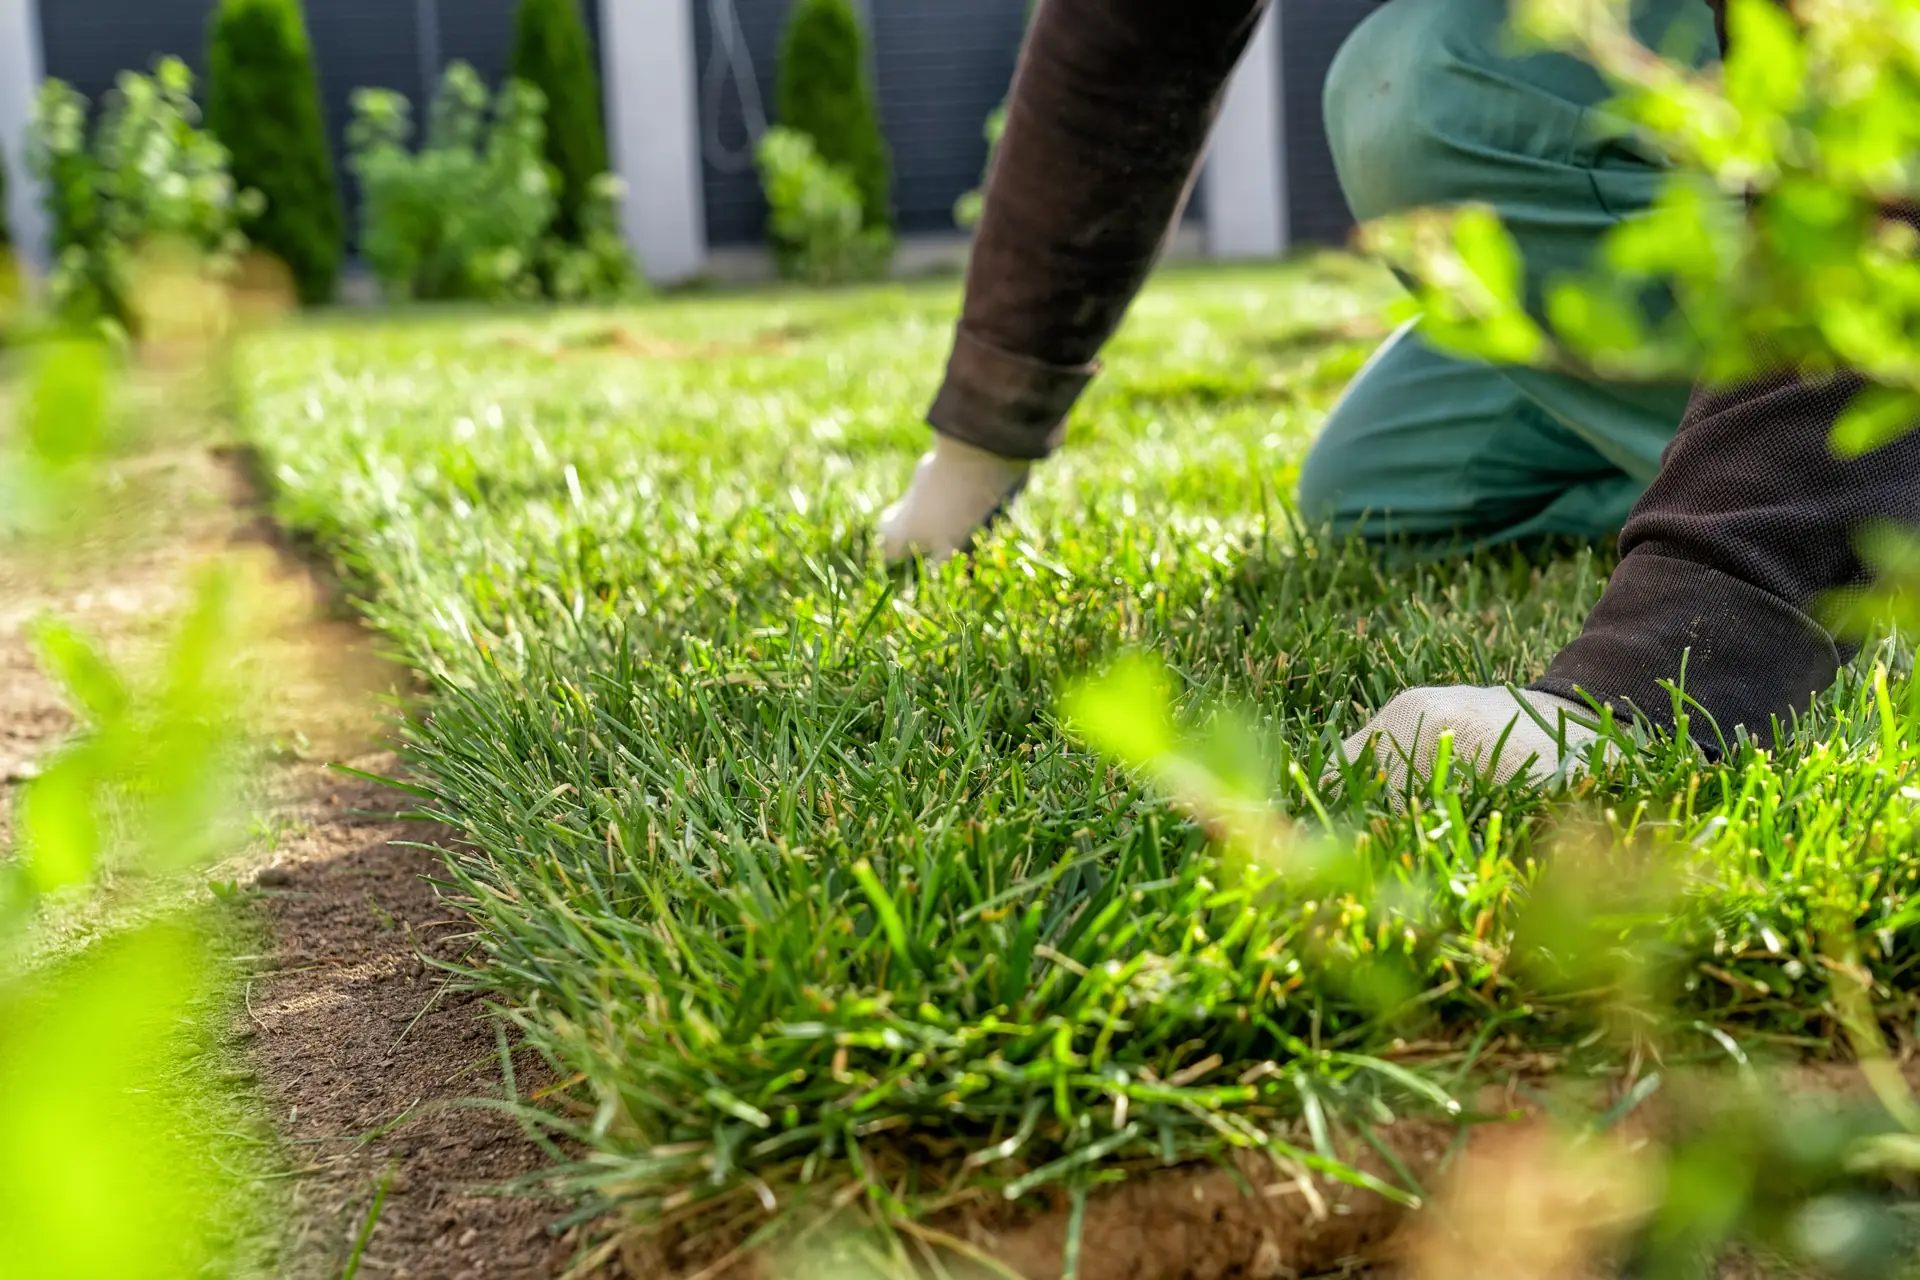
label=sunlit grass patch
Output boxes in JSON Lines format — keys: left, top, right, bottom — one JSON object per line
{"left": 242, "top": 258, "right": 1920, "bottom": 1269}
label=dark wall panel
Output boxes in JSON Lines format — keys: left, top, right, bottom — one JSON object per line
{"left": 440, "top": 0, "right": 525, "bottom": 88}
{"left": 37, "top": 0, "right": 213, "bottom": 102}
{"left": 690, "top": 0, "right": 785, "bottom": 246}
{"left": 1281, "top": 0, "right": 1371, "bottom": 247}
{"left": 870, "top": 0, "right": 1023, "bottom": 236}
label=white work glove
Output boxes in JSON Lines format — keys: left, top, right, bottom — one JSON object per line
{"left": 1334, "top": 685, "right": 1607, "bottom": 808}
{"left": 879, "top": 434, "right": 1031, "bottom": 565}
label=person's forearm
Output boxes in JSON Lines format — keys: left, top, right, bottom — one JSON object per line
{"left": 1532, "top": 355, "right": 1920, "bottom": 745}
{"left": 928, "top": 0, "right": 1269, "bottom": 460}
{"left": 1532, "top": 11, "right": 1920, "bottom": 747}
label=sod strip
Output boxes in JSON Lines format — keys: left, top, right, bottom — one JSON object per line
{"left": 241, "top": 262, "right": 1920, "bottom": 1264}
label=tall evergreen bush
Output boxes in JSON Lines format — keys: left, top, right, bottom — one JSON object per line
{"left": 510, "top": 0, "right": 609, "bottom": 240}
{"left": 205, "top": 0, "right": 343, "bottom": 305}
{"left": 775, "top": 0, "right": 891, "bottom": 234}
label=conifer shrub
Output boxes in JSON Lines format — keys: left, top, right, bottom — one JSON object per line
{"left": 774, "top": 0, "right": 892, "bottom": 235}
{"left": 205, "top": 0, "right": 343, "bottom": 305}
{"left": 509, "top": 0, "right": 609, "bottom": 241}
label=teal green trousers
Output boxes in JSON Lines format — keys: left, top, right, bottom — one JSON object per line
{"left": 1297, "top": 0, "right": 1718, "bottom": 545}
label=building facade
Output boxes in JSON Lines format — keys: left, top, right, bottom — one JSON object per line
{"left": 0, "top": 0, "right": 1374, "bottom": 284}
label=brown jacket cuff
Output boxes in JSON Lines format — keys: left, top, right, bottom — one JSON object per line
{"left": 1530, "top": 551, "right": 1840, "bottom": 750}
{"left": 926, "top": 329, "right": 1098, "bottom": 461}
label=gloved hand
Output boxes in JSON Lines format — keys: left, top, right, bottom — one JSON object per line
{"left": 879, "top": 434, "right": 1031, "bottom": 565}
{"left": 1334, "top": 685, "right": 1608, "bottom": 808}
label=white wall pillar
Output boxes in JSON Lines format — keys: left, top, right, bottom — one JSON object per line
{"left": 0, "top": 0, "right": 47, "bottom": 273}
{"left": 600, "top": 0, "right": 707, "bottom": 283}
{"left": 1202, "top": 2, "right": 1287, "bottom": 260}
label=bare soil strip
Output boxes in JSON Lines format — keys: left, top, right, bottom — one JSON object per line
{"left": 2, "top": 441, "right": 594, "bottom": 1279}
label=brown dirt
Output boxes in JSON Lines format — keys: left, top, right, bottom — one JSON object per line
{"left": 0, "top": 435, "right": 599, "bottom": 1279}
{"left": 948, "top": 1133, "right": 1449, "bottom": 1280}
{"left": 215, "top": 452, "right": 608, "bottom": 1279}
{"left": 244, "top": 763, "right": 587, "bottom": 1279}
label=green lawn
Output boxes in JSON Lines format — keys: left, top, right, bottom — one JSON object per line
{"left": 241, "top": 259, "right": 1920, "bottom": 1267}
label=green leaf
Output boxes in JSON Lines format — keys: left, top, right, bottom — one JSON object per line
{"left": 18, "top": 755, "right": 102, "bottom": 894}
{"left": 1062, "top": 652, "right": 1177, "bottom": 767}
{"left": 28, "top": 619, "right": 128, "bottom": 725}
{"left": 850, "top": 858, "right": 914, "bottom": 969}
{"left": 1452, "top": 205, "right": 1526, "bottom": 309}
{"left": 703, "top": 1086, "right": 773, "bottom": 1130}
{"left": 1831, "top": 387, "right": 1920, "bottom": 457}
{"left": 23, "top": 340, "right": 110, "bottom": 469}
{"left": 1724, "top": 0, "right": 1806, "bottom": 119}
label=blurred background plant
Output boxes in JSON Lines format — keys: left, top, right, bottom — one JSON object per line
{"left": 757, "top": 0, "right": 895, "bottom": 283}
{"left": 952, "top": 104, "right": 1006, "bottom": 233}
{"left": 347, "top": 64, "right": 557, "bottom": 304}
{"left": 205, "top": 0, "right": 345, "bottom": 307}
{"left": 348, "top": 61, "right": 640, "bottom": 305}
{"left": 509, "top": 0, "right": 609, "bottom": 247}
{"left": 541, "top": 172, "right": 645, "bottom": 304}
{"left": 774, "top": 0, "right": 891, "bottom": 240}
{"left": 755, "top": 125, "right": 893, "bottom": 285}
{"left": 26, "top": 58, "right": 261, "bottom": 342}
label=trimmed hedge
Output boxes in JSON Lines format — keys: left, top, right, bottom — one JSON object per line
{"left": 775, "top": 0, "right": 892, "bottom": 234}
{"left": 205, "top": 0, "right": 343, "bottom": 305}
{"left": 510, "top": 0, "right": 609, "bottom": 241}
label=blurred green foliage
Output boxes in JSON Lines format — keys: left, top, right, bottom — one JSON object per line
{"left": 0, "top": 924, "right": 220, "bottom": 1280}
{"left": 1, "top": 333, "right": 265, "bottom": 1274}
{"left": 756, "top": 126, "right": 893, "bottom": 285}
{"left": 348, "top": 64, "right": 557, "bottom": 304}
{"left": 348, "top": 62, "right": 638, "bottom": 304}
{"left": 26, "top": 58, "right": 260, "bottom": 339}
{"left": 1373, "top": 0, "right": 1920, "bottom": 397}
{"left": 206, "top": 0, "right": 345, "bottom": 306}
{"left": 509, "top": 0, "right": 609, "bottom": 243}
{"left": 775, "top": 0, "right": 893, "bottom": 237}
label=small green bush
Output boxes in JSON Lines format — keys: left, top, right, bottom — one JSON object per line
{"left": 509, "top": 0, "right": 608, "bottom": 242}
{"left": 27, "top": 59, "right": 259, "bottom": 337}
{"left": 755, "top": 125, "right": 890, "bottom": 285}
{"left": 205, "top": 0, "right": 343, "bottom": 305}
{"left": 775, "top": 0, "right": 892, "bottom": 235}
{"left": 541, "top": 173, "right": 643, "bottom": 303}
{"left": 348, "top": 62, "right": 639, "bottom": 304}
{"left": 348, "top": 63, "right": 555, "bottom": 303}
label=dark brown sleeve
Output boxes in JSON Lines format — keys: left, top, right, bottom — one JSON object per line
{"left": 1529, "top": 3, "right": 1920, "bottom": 748}
{"left": 926, "top": 0, "right": 1271, "bottom": 460}
{"left": 1531, "top": 358, "right": 1920, "bottom": 746}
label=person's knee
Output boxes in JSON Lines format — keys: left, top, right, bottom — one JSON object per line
{"left": 1322, "top": 5, "right": 1457, "bottom": 222}
{"left": 1294, "top": 428, "right": 1375, "bottom": 535}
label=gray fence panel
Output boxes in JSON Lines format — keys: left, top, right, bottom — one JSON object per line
{"left": 869, "top": 0, "right": 1023, "bottom": 236}
{"left": 36, "top": 0, "right": 211, "bottom": 101}
{"left": 690, "top": 0, "right": 784, "bottom": 246}
{"left": 1280, "top": 0, "right": 1371, "bottom": 246}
